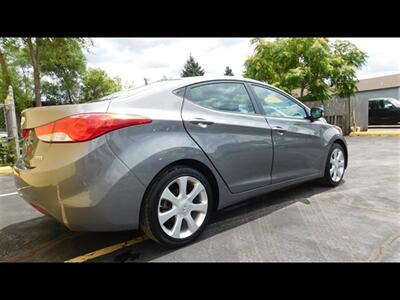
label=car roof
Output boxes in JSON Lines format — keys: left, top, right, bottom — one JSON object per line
{"left": 368, "top": 97, "right": 397, "bottom": 101}
{"left": 98, "top": 76, "right": 275, "bottom": 102}
{"left": 167, "top": 76, "right": 274, "bottom": 90}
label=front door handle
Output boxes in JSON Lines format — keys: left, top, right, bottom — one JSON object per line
{"left": 189, "top": 118, "right": 214, "bottom": 128}
{"left": 272, "top": 126, "right": 287, "bottom": 135}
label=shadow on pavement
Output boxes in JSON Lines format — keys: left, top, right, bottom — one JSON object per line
{"left": 96, "top": 179, "right": 333, "bottom": 262}
{"left": 0, "top": 179, "right": 333, "bottom": 262}
{"left": 0, "top": 216, "right": 140, "bottom": 262}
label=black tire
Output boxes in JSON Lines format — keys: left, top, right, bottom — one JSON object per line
{"left": 140, "top": 165, "right": 213, "bottom": 248}
{"left": 319, "top": 143, "right": 346, "bottom": 187}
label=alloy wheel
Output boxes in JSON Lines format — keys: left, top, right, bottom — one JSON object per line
{"left": 157, "top": 176, "right": 208, "bottom": 239}
{"left": 330, "top": 148, "right": 345, "bottom": 182}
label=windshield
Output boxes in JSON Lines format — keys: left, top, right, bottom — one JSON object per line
{"left": 390, "top": 99, "right": 400, "bottom": 107}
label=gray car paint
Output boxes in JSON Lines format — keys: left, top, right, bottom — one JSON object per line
{"left": 13, "top": 76, "right": 347, "bottom": 232}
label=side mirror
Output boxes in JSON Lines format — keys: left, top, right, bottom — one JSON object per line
{"left": 309, "top": 107, "right": 324, "bottom": 121}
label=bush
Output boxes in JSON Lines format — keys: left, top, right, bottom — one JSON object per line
{"left": 0, "top": 139, "right": 20, "bottom": 166}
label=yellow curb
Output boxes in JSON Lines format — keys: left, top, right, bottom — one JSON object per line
{"left": 349, "top": 131, "right": 400, "bottom": 137}
{"left": 65, "top": 235, "right": 149, "bottom": 263}
{"left": 0, "top": 166, "right": 13, "bottom": 174}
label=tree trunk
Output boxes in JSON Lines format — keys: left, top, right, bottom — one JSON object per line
{"left": 0, "top": 48, "right": 11, "bottom": 99}
{"left": 66, "top": 89, "right": 72, "bottom": 104}
{"left": 0, "top": 48, "right": 13, "bottom": 137}
{"left": 346, "top": 96, "right": 351, "bottom": 135}
{"left": 300, "top": 86, "right": 304, "bottom": 99}
{"left": 26, "top": 38, "right": 41, "bottom": 107}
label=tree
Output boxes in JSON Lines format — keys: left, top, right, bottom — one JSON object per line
{"left": 0, "top": 38, "right": 34, "bottom": 117}
{"left": 81, "top": 68, "right": 122, "bottom": 102}
{"left": 330, "top": 40, "right": 367, "bottom": 131}
{"left": 40, "top": 38, "right": 88, "bottom": 104}
{"left": 21, "top": 38, "right": 91, "bottom": 106}
{"left": 0, "top": 47, "right": 11, "bottom": 103}
{"left": 181, "top": 54, "right": 205, "bottom": 77}
{"left": 24, "top": 38, "right": 42, "bottom": 107}
{"left": 224, "top": 66, "right": 234, "bottom": 76}
{"left": 243, "top": 38, "right": 367, "bottom": 103}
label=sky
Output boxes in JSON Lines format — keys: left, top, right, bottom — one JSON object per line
{"left": 86, "top": 38, "right": 400, "bottom": 88}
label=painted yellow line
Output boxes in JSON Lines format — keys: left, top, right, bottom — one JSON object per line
{"left": 0, "top": 166, "right": 13, "bottom": 174}
{"left": 349, "top": 131, "right": 400, "bottom": 137}
{"left": 65, "top": 235, "right": 149, "bottom": 263}
{"left": 0, "top": 191, "right": 18, "bottom": 198}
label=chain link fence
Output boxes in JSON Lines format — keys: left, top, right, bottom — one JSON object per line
{"left": 1, "top": 86, "right": 20, "bottom": 166}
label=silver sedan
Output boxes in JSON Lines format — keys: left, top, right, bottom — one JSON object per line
{"left": 14, "top": 76, "right": 347, "bottom": 247}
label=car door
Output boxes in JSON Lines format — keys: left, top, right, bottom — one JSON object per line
{"left": 249, "top": 84, "right": 324, "bottom": 184}
{"left": 368, "top": 100, "right": 379, "bottom": 124}
{"left": 379, "top": 99, "right": 400, "bottom": 124}
{"left": 181, "top": 80, "right": 274, "bottom": 193}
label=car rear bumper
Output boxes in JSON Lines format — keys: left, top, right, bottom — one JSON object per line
{"left": 13, "top": 137, "right": 146, "bottom": 232}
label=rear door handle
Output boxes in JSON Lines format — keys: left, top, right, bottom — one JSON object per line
{"left": 189, "top": 118, "right": 214, "bottom": 128}
{"left": 272, "top": 126, "right": 287, "bottom": 135}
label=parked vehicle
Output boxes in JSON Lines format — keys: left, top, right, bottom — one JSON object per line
{"left": 14, "top": 77, "right": 347, "bottom": 247}
{"left": 0, "top": 131, "right": 8, "bottom": 143}
{"left": 368, "top": 98, "right": 400, "bottom": 125}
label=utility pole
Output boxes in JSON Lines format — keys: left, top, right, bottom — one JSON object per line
{"left": 3, "top": 85, "right": 20, "bottom": 159}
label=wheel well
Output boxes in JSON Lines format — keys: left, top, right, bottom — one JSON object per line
{"left": 333, "top": 139, "right": 348, "bottom": 168}
{"left": 139, "top": 159, "right": 220, "bottom": 223}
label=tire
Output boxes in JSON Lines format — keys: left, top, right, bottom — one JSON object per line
{"left": 319, "top": 143, "right": 346, "bottom": 187}
{"left": 140, "top": 165, "right": 213, "bottom": 248}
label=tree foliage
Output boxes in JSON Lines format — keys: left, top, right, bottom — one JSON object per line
{"left": 81, "top": 68, "right": 122, "bottom": 102}
{"left": 40, "top": 38, "right": 88, "bottom": 104}
{"left": 244, "top": 38, "right": 367, "bottom": 102}
{"left": 224, "top": 66, "right": 234, "bottom": 76}
{"left": 0, "top": 38, "right": 33, "bottom": 115}
{"left": 181, "top": 54, "right": 205, "bottom": 77}
{"left": 0, "top": 37, "right": 121, "bottom": 110}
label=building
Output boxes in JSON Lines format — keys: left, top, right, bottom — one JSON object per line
{"left": 356, "top": 73, "right": 400, "bottom": 100}
{"left": 306, "top": 73, "right": 400, "bottom": 132}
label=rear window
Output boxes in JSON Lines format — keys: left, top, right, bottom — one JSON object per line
{"left": 90, "top": 79, "right": 182, "bottom": 103}
{"left": 188, "top": 82, "right": 255, "bottom": 114}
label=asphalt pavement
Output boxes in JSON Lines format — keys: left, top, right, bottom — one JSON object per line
{"left": 0, "top": 136, "right": 399, "bottom": 262}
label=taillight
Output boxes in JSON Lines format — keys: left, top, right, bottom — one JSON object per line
{"left": 21, "top": 129, "right": 30, "bottom": 138}
{"left": 34, "top": 113, "right": 151, "bottom": 143}
{"left": 30, "top": 203, "right": 51, "bottom": 217}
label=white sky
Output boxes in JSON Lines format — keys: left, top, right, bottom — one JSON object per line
{"left": 86, "top": 38, "right": 400, "bottom": 88}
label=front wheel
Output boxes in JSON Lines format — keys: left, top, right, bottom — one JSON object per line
{"left": 319, "top": 143, "right": 346, "bottom": 187}
{"left": 140, "top": 165, "right": 213, "bottom": 248}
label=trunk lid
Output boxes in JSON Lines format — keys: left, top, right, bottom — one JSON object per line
{"left": 20, "top": 101, "right": 110, "bottom": 168}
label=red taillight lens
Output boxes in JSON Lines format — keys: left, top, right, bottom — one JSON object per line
{"left": 34, "top": 113, "right": 151, "bottom": 143}
{"left": 30, "top": 203, "right": 51, "bottom": 216}
{"left": 21, "top": 129, "right": 30, "bottom": 138}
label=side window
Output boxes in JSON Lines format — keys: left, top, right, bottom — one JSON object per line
{"left": 382, "top": 99, "right": 393, "bottom": 109}
{"left": 189, "top": 83, "right": 255, "bottom": 114}
{"left": 252, "top": 85, "right": 307, "bottom": 119}
{"left": 369, "top": 101, "right": 376, "bottom": 109}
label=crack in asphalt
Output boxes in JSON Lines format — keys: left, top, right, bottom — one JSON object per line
{"left": 368, "top": 235, "right": 400, "bottom": 262}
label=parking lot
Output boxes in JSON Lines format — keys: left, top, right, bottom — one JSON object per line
{"left": 0, "top": 136, "right": 399, "bottom": 262}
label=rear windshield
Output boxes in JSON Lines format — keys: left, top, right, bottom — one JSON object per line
{"left": 89, "top": 79, "right": 181, "bottom": 103}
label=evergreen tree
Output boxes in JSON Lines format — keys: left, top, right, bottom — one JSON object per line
{"left": 181, "top": 54, "right": 205, "bottom": 77}
{"left": 224, "top": 66, "right": 234, "bottom": 76}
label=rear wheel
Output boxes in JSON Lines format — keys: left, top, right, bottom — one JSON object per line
{"left": 319, "top": 143, "right": 346, "bottom": 187}
{"left": 140, "top": 165, "right": 213, "bottom": 248}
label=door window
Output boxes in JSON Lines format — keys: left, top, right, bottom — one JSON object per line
{"left": 370, "top": 99, "right": 395, "bottom": 110}
{"left": 369, "top": 100, "right": 379, "bottom": 110}
{"left": 189, "top": 82, "right": 255, "bottom": 114}
{"left": 252, "top": 85, "right": 307, "bottom": 119}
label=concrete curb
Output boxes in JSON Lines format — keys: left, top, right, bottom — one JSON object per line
{"left": 349, "top": 131, "right": 400, "bottom": 137}
{"left": 0, "top": 166, "right": 13, "bottom": 174}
